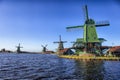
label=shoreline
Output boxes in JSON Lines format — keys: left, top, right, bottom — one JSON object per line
{"left": 59, "top": 55, "right": 120, "bottom": 61}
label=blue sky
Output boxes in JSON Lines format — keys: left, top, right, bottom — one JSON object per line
{"left": 0, "top": 0, "right": 120, "bottom": 52}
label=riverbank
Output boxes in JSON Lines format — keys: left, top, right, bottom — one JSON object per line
{"left": 59, "top": 55, "right": 120, "bottom": 61}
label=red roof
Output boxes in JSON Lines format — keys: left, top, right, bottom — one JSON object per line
{"left": 108, "top": 46, "right": 120, "bottom": 52}
{"left": 59, "top": 48, "right": 69, "bottom": 53}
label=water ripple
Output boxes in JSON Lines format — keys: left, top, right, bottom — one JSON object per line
{"left": 0, "top": 53, "right": 120, "bottom": 80}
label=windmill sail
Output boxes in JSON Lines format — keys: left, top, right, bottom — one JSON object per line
{"left": 95, "top": 21, "right": 110, "bottom": 27}
{"left": 66, "top": 25, "right": 84, "bottom": 31}
{"left": 66, "top": 25, "right": 83, "bottom": 29}
{"left": 84, "top": 5, "right": 89, "bottom": 21}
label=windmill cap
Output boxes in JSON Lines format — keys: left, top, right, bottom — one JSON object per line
{"left": 85, "top": 19, "right": 95, "bottom": 24}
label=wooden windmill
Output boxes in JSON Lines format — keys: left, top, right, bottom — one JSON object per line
{"left": 41, "top": 45, "right": 48, "bottom": 52}
{"left": 66, "top": 5, "right": 110, "bottom": 55}
{"left": 16, "top": 43, "right": 23, "bottom": 53}
{"left": 53, "top": 35, "right": 67, "bottom": 51}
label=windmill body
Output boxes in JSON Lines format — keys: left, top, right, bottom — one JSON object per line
{"left": 54, "top": 35, "right": 67, "bottom": 52}
{"left": 67, "top": 5, "right": 110, "bottom": 55}
{"left": 16, "top": 43, "right": 23, "bottom": 53}
{"left": 84, "top": 20, "right": 99, "bottom": 43}
{"left": 41, "top": 45, "right": 47, "bottom": 53}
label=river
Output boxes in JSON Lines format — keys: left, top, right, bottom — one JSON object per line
{"left": 0, "top": 53, "right": 120, "bottom": 80}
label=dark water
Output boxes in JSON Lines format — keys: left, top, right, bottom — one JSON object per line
{"left": 0, "top": 53, "right": 120, "bottom": 80}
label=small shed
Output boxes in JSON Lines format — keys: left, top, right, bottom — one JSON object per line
{"left": 107, "top": 46, "right": 120, "bottom": 56}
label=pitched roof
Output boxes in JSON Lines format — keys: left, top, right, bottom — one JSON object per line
{"left": 108, "top": 46, "right": 120, "bottom": 52}
{"left": 59, "top": 48, "right": 69, "bottom": 53}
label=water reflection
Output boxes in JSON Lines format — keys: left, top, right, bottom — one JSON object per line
{"left": 74, "top": 60, "right": 104, "bottom": 80}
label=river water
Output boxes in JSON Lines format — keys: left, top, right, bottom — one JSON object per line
{"left": 0, "top": 53, "right": 120, "bottom": 80}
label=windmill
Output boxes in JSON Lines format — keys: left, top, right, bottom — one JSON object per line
{"left": 16, "top": 43, "right": 23, "bottom": 53}
{"left": 41, "top": 45, "right": 48, "bottom": 52}
{"left": 53, "top": 35, "right": 67, "bottom": 51}
{"left": 66, "top": 5, "right": 110, "bottom": 55}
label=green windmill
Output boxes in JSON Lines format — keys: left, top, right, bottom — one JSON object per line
{"left": 66, "top": 5, "right": 110, "bottom": 55}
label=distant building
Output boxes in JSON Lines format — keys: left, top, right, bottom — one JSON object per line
{"left": 0, "top": 48, "right": 12, "bottom": 53}
{"left": 59, "top": 48, "right": 74, "bottom": 55}
{"left": 107, "top": 46, "right": 120, "bottom": 56}
{"left": 1, "top": 48, "right": 6, "bottom": 52}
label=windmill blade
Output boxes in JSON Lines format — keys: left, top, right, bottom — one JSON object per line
{"left": 66, "top": 25, "right": 84, "bottom": 31}
{"left": 53, "top": 41, "right": 59, "bottom": 43}
{"left": 41, "top": 45, "right": 44, "bottom": 47}
{"left": 20, "top": 47, "right": 23, "bottom": 48}
{"left": 84, "top": 5, "right": 89, "bottom": 21}
{"left": 95, "top": 21, "right": 110, "bottom": 27}
{"left": 96, "top": 23, "right": 110, "bottom": 27}
{"left": 62, "top": 41, "right": 67, "bottom": 43}
{"left": 71, "top": 41, "right": 75, "bottom": 43}
{"left": 18, "top": 43, "right": 21, "bottom": 47}
{"left": 66, "top": 25, "right": 83, "bottom": 29}
{"left": 45, "top": 44, "right": 48, "bottom": 47}
{"left": 59, "top": 35, "right": 61, "bottom": 41}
